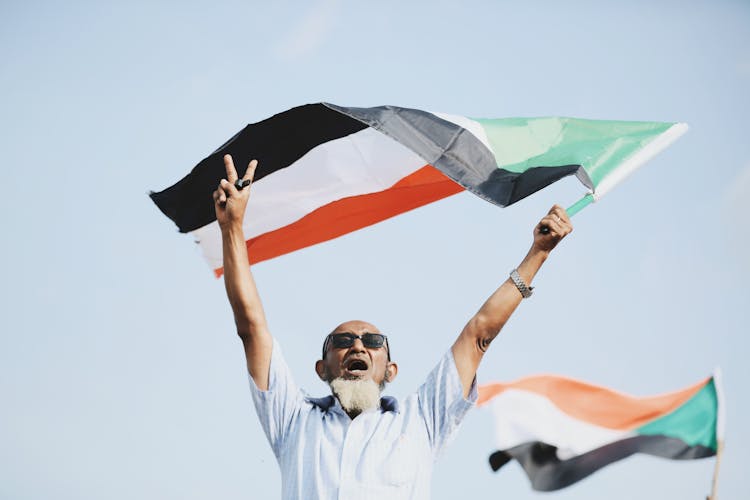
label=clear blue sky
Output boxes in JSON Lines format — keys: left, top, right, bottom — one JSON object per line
{"left": 1, "top": 1, "right": 748, "bottom": 498}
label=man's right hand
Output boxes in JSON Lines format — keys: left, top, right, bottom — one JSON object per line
{"left": 213, "top": 154, "right": 258, "bottom": 229}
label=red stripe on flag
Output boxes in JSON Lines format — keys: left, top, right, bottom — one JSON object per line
{"left": 477, "top": 375, "right": 710, "bottom": 431}
{"left": 214, "top": 165, "right": 464, "bottom": 276}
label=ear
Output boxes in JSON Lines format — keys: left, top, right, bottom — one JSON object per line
{"left": 315, "top": 359, "right": 327, "bottom": 381}
{"left": 384, "top": 362, "right": 398, "bottom": 383}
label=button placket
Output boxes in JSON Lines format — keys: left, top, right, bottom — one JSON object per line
{"left": 338, "top": 414, "right": 366, "bottom": 499}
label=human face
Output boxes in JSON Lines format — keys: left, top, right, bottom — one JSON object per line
{"left": 315, "top": 320, "right": 397, "bottom": 387}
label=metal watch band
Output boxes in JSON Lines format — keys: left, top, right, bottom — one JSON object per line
{"left": 510, "top": 269, "right": 534, "bottom": 298}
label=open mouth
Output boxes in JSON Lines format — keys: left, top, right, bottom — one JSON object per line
{"left": 344, "top": 358, "right": 369, "bottom": 376}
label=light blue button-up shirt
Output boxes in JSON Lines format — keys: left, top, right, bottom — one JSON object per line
{"left": 249, "top": 340, "right": 477, "bottom": 500}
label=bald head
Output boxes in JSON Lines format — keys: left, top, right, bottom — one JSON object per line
{"left": 330, "top": 320, "right": 381, "bottom": 335}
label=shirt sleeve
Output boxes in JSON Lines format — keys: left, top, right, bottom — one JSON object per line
{"left": 247, "top": 338, "right": 304, "bottom": 457}
{"left": 417, "top": 348, "right": 478, "bottom": 455}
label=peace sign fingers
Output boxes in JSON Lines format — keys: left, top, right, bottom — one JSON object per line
{"left": 235, "top": 159, "right": 258, "bottom": 190}
{"left": 214, "top": 155, "right": 259, "bottom": 227}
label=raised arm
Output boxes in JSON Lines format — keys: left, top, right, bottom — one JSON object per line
{"left": 213, "top": 155, "right": 273, "bottom": 390}
{"left": 451, "top": 205, "right": 573, "bottom": 397}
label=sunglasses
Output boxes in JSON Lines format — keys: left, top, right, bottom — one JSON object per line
{"left": 322, "top": 332, "right": 391, "bottom": 360}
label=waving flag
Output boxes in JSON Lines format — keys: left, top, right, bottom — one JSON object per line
{"left": 150, "top": 103, "right": 687, "bottom": 275}
{"left": 477, "top": 372, "right": 724, "bottom": 491}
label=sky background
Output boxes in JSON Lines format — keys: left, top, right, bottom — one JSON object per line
{"left": 1, "top": 1, "right": 749, "bottom": 499}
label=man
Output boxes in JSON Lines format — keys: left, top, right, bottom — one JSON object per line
{"left": 213, "top": 154, "right": 572, "bottom": 499}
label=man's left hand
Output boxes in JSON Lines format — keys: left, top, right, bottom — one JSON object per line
{"left": 533, "top": 204, "right": 573, "bottom": 253}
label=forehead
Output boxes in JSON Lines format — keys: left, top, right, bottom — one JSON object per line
{"left": 331, "top": 320, "right": 380, "bottom": 335}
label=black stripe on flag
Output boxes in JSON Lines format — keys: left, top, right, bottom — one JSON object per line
{"left": 489, "top": 436, "right": 715, "bottom": 491}
{"left": 150, "top": 103, "right": 368, "bottom": 233}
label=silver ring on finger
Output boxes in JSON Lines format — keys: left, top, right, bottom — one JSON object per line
{"left": 235, "top": 179, "right": 251, "bottom": 190}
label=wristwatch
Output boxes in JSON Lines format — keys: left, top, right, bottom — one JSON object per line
{"left": 510, "top": 269, "right": 533, "bottom": 298}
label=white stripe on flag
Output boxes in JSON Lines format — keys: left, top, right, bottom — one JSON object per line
{"left": 489, "top": 389, "right": 630, "bottom": 460}
{"left": 191, "top": 127, "right": 427, "bottom": 269}
{"left": 431, "top": 112, "right": 494, "bottom": 154}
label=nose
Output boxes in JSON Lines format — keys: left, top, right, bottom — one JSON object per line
{"left": 349, "top": 338, "right": 366, "bottom": 353}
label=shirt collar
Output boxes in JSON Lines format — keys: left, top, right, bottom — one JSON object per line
{"left": 307, "top": 395, "right": 399, "bottom": 413}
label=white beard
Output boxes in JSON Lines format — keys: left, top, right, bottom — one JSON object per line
{"left": 329, "top": 378, "right": 381, "bottom": 413}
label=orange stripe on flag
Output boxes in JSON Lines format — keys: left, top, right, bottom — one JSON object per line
{"left": 477, "top": 375, "right": 709, "bottom": 431}
{"left": 213, "top": 165, "right": 463, "bottom": 276}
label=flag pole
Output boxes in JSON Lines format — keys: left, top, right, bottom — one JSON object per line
{"left": 707, "top": 440, "right": 724, "bottom": 500}
{"left": 566, "top": 192, "right": 595, "bottom": 218}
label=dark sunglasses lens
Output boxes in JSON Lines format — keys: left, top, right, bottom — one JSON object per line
{"left": 330, "top": 333, "right": 355, "bottom": 348}
{"left": 329, "top": 333, "right": 386, "bottom": 350}
{"left": 362, "top": 333, "right": 386, "bottom": 348}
